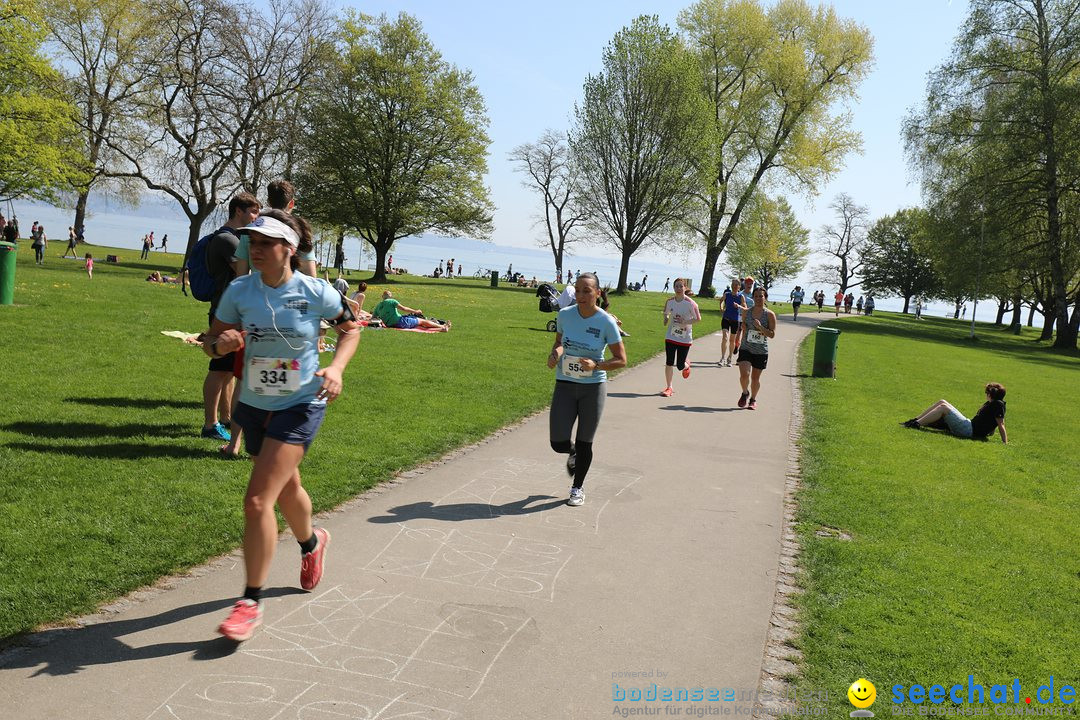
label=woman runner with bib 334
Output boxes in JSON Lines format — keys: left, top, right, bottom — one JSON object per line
{"left": 660, "top": 278, "right": 701, "bottom": 396}
{"left": 202, "top": 210, "right": 360, "bottom": 642}
{"left": 546, "top": 273, "right": 626, "bottom": 507}
{"left": 736, "top": 285, "right": 776, "bottom": 410}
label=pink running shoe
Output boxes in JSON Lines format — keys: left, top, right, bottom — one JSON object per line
{"left": 748, "top": 398, "right": 757, "bottom": 410}
{"left": 681, "top": 366, "right": 691, "bottom": 379}
{"left": 738, "top": 391, "right": 749, "bottom": 408}
{"left": 660, "top": 387, "right": 673, "bottom": 397}
{"left": 218, "top": 599, "right": 262, "bottom": 642}
{"left": 300, "top": 527, "right": 331, "bottom": 591}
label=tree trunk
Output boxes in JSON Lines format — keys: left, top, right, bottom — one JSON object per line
{"left": 697, "top": 204, "right": 726, "bottom": 295}
{"left": 1036, "top": 306, "right": 1054, "bottom": 343}
{"left": 1009, "top": 293, "right": 1022, "bottom": 334}
{"left": 616, "top": 248, "right": 631, "bottom": 293}
{"left": 995, "top": 297, "right": 1008, "bottom": 326}
{"left": 1027, "top": 301, "right": 1038, "bottom": 327}
{"left": 72, "top": 190, "right": 90, "bottom": 245}
{"left": 368, "top": 237, "right": 390, "bottom": 283}
{"left": 1068, "top": 295, "right": 1080, "bottom": 342}
{"left": 902, "top": 295, "right": 911, "bottom": 314}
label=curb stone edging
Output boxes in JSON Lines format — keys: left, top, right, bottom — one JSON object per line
{"left": 752, "top": 340, "right": 807, "bottom": 719}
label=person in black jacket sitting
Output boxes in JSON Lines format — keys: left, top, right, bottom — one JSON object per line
{"left": 901, "top": 382, "right": 1008, "bottom": 444}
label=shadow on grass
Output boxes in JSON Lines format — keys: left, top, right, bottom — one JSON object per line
{"left": 838, "top": 316, "right": 1080, "bottom": 371}
{"left": 4, "top": 441, "right": 216, "bottom": 460}
{"left": 2, "top": 421, "right": 193, "bottom": 440}
{"left": 65, "top": 396, "right": 203, "bottom": 410}
{"left": 0, "top": 587, "right": 305, "bottom": 675}
{"left": 368, "top": 495, "right": 564, "bottom": 523}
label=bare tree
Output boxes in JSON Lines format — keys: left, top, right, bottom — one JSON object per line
{"left": 508, "top": 130, "right": 587, "bottom": 279}
{"left": 103, "top": 0, "right": 329, "bottom": 266}
{"left": 813, "top": 193, "right": 869, "bottom": 293}
{"left": 232, "top": 0, "right": 333, "bottom": 192}
{"left": 42, "top": 0, "right": 157, "bottom": 236}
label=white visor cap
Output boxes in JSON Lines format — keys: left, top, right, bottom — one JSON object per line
{"left": 241, "top": 215, "right": 299, "bottom": 248}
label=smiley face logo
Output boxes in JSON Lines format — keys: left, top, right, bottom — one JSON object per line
{"left": 848, "top": 679, "right": 877, "bottom": 709}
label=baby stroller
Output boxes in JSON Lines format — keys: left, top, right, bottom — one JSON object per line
{"left": 536, "top": 283, "right": 559, "bottom": 332}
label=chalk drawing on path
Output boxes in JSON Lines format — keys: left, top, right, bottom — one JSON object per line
{"left": 241, "top": 585, "right": 531, "bottom": 700}
{"left": 146, "top": 673, "right": 457, "bottom": 719}
{"left": 365, "top": 526, "right": 572, "bottom": 600}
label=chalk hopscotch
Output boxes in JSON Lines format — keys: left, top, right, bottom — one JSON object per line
{"left": 146, "top": 457, "right": 638, "bottom": 718}
{"left": 365, "top": 525, "right": 573, "bottom": 601}
{"left": 240, "top": 585, "right": 531, "bottom": 699}
{"left": 146, "top": 673, "right": 457, "bottom": 720}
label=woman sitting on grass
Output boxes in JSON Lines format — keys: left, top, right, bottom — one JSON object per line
{"left": 902, "top": 382, "right": 1008, "bottom": 444}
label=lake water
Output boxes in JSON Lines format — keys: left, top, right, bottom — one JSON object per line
{"left": 15, "top": 198, "right": 1006, "bottom": 324}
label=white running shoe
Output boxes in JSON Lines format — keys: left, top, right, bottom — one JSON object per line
{"left": 567, "top": 487, "right": 584, "bottom": 506}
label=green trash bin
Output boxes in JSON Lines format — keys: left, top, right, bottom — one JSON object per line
{"left": 0, "top": 241, "right": 16, "bottom": 305}
{"left": 490, "top": 269, "right": 499, "bottom": 287}
{"left": 812, "top": 327, "right": 841, "bottom": 378}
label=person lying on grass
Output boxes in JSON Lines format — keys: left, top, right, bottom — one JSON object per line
{"left": 901, "top": 382, "right": 1008, "bottom": 444}
{"left": 372, "top": 290, "right": 450, "bottom": 332}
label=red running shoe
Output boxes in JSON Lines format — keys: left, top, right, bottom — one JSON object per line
{"left": 300, "top": 527, "right": 331, "bottom": 591}
{"left": 738, "top": 391, "right": 749, "bottom": 408}
{"left": 218, "top": 599, "right": 262, "bottom": 642}
{"left": 660, "top": 387, "right": 673, "bottom": 397}
{"left": 681, "top": 366, "right": 691, "bottom": 379}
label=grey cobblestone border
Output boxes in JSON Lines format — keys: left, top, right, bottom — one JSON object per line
{"left": 752, "top": 340, "right": 808, "bottom": 718}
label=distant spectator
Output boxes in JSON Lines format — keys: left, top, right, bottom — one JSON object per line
{"left": 31, "top": 223, "right": 46, "bottom": 264}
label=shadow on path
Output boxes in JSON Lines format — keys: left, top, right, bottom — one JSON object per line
{"left": 369, "top": 495, "right": 565, "bottom": 523}
{"left": 659, "top": 405, "right": 740, "bottom": 414}
{"left": 1, "top": 587, "right": 305, "bottom": 677}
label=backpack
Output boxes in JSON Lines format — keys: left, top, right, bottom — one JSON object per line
{"left": 186, "top": 233, "right": 215, "bottom": 301}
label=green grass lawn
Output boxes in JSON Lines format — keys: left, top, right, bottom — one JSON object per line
{"left": 0, "top": 241, "right": 720, "bottom": 640}
{"left": 792, "top": 312, "right": 1080, "bottom": 714}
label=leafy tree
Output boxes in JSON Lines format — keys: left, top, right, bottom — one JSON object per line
{"left": 0, "top": 0, "right": 85, "bottom": 203}
{"left": 725, "top": 194, "right": 809, "bottom": 292}
{"left": 812, "top": 193, "right": 868, "bottom": 294}
{"left": 571, "top": 15, "right": 709, "bottom": 293}
{"left": 678, "top": 0, "right": 873, "bottom": 296}
{"left": 509, "top": 130, "right": 587, "bottom": 280}
{"left": 861, "top": 208, "right": 939, "bottom": 313}
{"left": 297, "top": 12, "right": 492, "bottom": 283}
{"left": 906, "top": 0, "right": 1080, "bottom": 349}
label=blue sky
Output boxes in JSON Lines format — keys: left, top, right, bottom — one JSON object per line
{"left": 337, "top": 0, "right": 971, "bottom": 270}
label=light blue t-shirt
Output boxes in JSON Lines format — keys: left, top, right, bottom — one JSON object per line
{"left": 740, "top": 291, "right": 755, "bottom": 318}
{"left": 555, "top": 305, "right": 622, "bottom": 384}
{"left": 216, "top": 272, "right": 343, "bottom": 410}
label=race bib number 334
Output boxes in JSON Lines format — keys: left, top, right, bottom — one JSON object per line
{"left": 248, "top": 356, "right": 301, "bottom": 396}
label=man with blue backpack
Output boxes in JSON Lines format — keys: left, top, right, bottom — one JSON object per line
{"left": 190, "top": 192, "right": 261, "bottom": 441}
